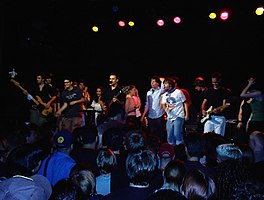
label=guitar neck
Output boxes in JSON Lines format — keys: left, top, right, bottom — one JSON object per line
{"left": 31, "top": 97, "right": 40, "bottom": 105}
{"left": 208, "top": 104, "right": 228, "bottom": 114}
{"left": 11, "top": 80, "right": 39, "bottom": 105}
{"left": 108, "top": 91, "right": 122, "bottom": 106}
{"left": 16, "top": 84, "right": 28, "bottom": 94}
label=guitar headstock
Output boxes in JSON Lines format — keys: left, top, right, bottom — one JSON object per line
{"left": 10, "top": 79, "right": 20, "bottom": 86}
{"left": 225, "top": 103, "right": 231, "bottom": 107}
{"left": 121, "top": 86, "right": 130, "bottom": 94}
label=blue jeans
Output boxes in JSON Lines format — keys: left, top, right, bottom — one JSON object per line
{"left": 166, "top": 117, "right": 185, "bottom": 146}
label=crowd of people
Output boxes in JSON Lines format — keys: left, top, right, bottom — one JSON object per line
{"left": 1, "top": 70, "right": 264, "bottom": 199}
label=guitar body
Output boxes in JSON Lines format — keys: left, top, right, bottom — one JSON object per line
{"left": 32, "top": 102, "right": 53, "bottom": 117}
{"left": 200, "top": 106, "right": 212, "bottom": 123}
{"left": 35, "top": 96, "right": 53, "bottom": 117}
{"left": 200, "top": 103, "right": 230, "bottom": 123}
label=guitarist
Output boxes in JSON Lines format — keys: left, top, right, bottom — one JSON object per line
{"left": 201, "top": 72, "right": 231, "bottom": 137}
{"left": 24, "top": 72, "right": 57, "bottom": 127}
{"left": 99, "top": 72, "right": 126, "bottom": 124}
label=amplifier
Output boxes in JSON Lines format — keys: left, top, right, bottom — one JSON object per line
{"left": 185, "top": 122, "right": 198, "bottom": 133}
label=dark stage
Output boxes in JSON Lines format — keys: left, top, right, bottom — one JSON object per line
{"left": 2, "top": 0, "right": 264, "bottom": 125}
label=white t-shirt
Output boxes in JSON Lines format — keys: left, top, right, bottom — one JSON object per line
{"left": 161, "top": 89, "right": 186, "bottom": 121}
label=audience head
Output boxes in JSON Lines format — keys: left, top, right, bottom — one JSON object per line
{"left": 71, "top": 169, "right": 96, "bottom": 199}
{"left": 0, "top": 174, "right": 52, "bottom": 200}
{"left": 0, "top": 143, "right": 52, "bottom": 200}
{"left": 49, "top": 178, "right": 82, "bottom": 200}
{"left": 216, "top": 143, "right": 242, "bottom": 163}
{"left": 146, "top": 189, "right": 188, "bottom": 200}
{"left": 202, "top": 132, "right": 226, "bottom": 167}
{"left": 126, "top": 149, "right": 157, "bottom": 186}
{"left": 163, "top": 159, "right": 186, "bottom": 191}
{"left": 96, "top": 148, "right": 117, "bottom": 175}
{"left": 158, "top": 142, "right": 176, "bottom": 171}
{"left": 181, "top": 169, "right": 216, "bottom": 200}
{"left": 249, "top": 131, "right": 264, "bottom": 184}
{"left": 6, "top": 143, "right": 46, "bottom": 177}
{"left": 125, "top": 131, "right": 147, "bottom": 153}
{"left": 74, "top": 125, "right": 98, "bottom": 147}
{"left": 158, "top": 142, "right": 175, "bottom": 159}
{"left": 102, "top": 127, "right": 125, "bottom": 152}
{"left": 249, "top": 131, "right": 264, "bottom": 159}
{"left": 174, "top": 143, "right": 187, "bottom": 161}
{"left": 185, "top": 132, "right": 204, "bottom": 159}
{"left": 53, "top": 130, "right": 74, "bottom": 152}
{"left": 21, "top": 122, "right": 41, "bottom": 144}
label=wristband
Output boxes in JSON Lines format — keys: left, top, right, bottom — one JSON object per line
{"left": 27, "top": 94, "right": 33, "bottom": 101}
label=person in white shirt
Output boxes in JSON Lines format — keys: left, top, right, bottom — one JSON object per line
{"left": 141, "top": 75, "right": 166, "bottom": 142}
{"left": 161, "top": 77, "right": 189, "bottom": 146}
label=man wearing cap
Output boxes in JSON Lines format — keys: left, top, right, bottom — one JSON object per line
{"left": 148, "top": 142, "right": 176, "bottom": 189}
{"left": 37, "top": 130, "right": 76, "bottom": 186}
{"left": 157, "top": 142, "right": 176, "bottom": 173}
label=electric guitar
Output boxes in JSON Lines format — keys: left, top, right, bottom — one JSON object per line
{"left": 200, "top": 103, "right": 230, "bottom": 123}
{"left": 10, "top": 79, "right": 53, "bottom": 117}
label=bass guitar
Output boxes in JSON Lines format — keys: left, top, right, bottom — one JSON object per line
{"left": 10, "top": 79, "right": 53, "bottom": 117}
{"left": 200, "top": 103, "right": 230, "bottom": 123}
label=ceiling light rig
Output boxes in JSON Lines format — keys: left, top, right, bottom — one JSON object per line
{"left": 88, "top": 4, "right": 263, "bottom": 33}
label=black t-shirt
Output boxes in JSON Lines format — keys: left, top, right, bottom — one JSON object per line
{"left": 203, "top": 87, "right": 231, "bottom": 116}
{"left": 101, "top": 85, "right": 126, "bottom": 117}
{"left": 31, "top": 83, "right": 56, "bottom": 104}
{"left": 61, "top": 87, "right": 83, "bottom": 117}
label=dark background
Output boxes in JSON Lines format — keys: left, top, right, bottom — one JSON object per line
{"left": 2, "top": 0, "right": 263, "bottom": 124}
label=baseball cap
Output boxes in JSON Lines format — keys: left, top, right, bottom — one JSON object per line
{"left": 53, "top": 130, "right": 74, "bottom": 149}
{"left": 0, "top": 174, "right": 52, "bottom": 200}
{"left": 158, "top": 142, "right": 175, "bottom": 158}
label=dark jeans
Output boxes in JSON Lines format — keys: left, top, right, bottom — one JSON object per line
{"left": 148, "top": 115, "right": 166, "bottom": 142}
